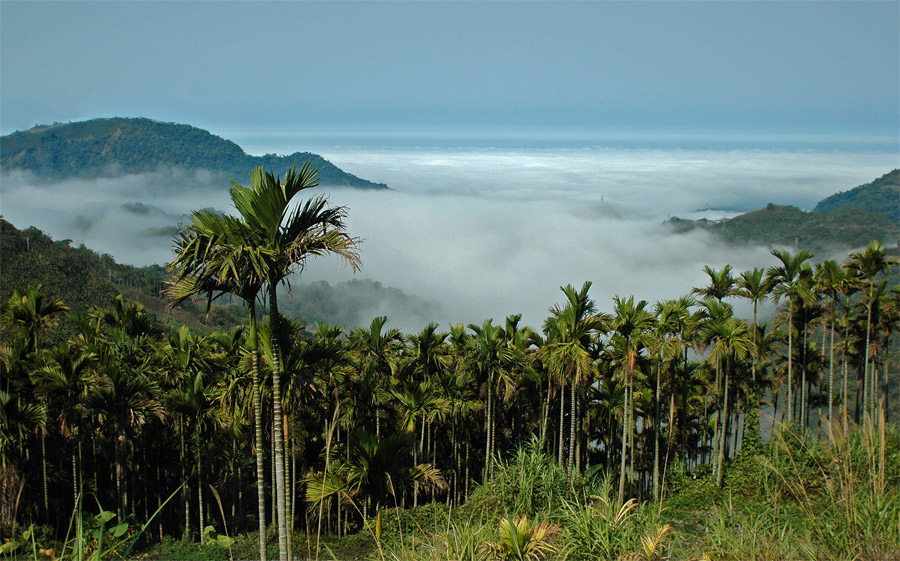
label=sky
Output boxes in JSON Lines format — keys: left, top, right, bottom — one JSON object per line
{"left": 1, "top": 1, "right": 899, "bottom": 332}
{"left": 1, "top": 1, "right": 899, "bottom": 144}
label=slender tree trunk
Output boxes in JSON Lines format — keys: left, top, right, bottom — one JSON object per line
{"left": 41, "top": 431, "right": 49, "bottom": 522}
{"left": 268, "top": 285, "right": 288, "bottom": 561}
{"left": 181, "top": 421, "right": 190, "bottom": 541}
{"left": 568, "top": 380, "right": 576, "bottom": 481}
{"left": 829, "top": 313, "right": 836, "bottom": 424}
{"left": 716, "top": 360, "right": 730, "bottom": 488}
{"left": 653, "top": 359, "right": 661, "bottom": 502}
{"left": 787, "top": 308, "right": 794, "bottom": 423}
{"left": 484, "top": 381, "right": 492, "bottom": 480}
{"left": 197, "top": 441, "right": 205, "bottom": 544}
{"left": 863, "top": 284, "right": 873, "bottom": 420}
{"left": 251, "top": 343, "right": 267, "bottom": 561}
{"left": 617, "top": 367, "right": 630, "bottom": 504}
{"left": 557, "top": 381, "right": 565, "bottom": 467}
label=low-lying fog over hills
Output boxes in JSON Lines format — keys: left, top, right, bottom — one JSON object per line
{"left": 2, "top": 120, "right": 897, "bottom": 331}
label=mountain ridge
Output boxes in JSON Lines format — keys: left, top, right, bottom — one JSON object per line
{"left": 0, "top": 117, "right": 389, "bottom": 189}
{"left": 665, "top": 170, "right": 900, "bottom": 252}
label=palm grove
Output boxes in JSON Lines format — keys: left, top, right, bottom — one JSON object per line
{"left": 1, "top": 164, "right": 898, "bottom": 559}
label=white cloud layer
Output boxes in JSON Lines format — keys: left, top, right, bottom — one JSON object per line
{"left": 1, "top": 147, "right": 896, "bottom": 332}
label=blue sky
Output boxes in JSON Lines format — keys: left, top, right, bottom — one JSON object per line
{"left": 1, "top": 1, "right": 899, "bottom": 145}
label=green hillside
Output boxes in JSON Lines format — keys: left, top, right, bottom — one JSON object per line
{"left": 1, "top": 218, "right": 436, "bottom": 339}
{"left": 667, "top": 171, "right": 900, "bottom": 251}
{"left": 813, "top": 169, "right": 899, "bottom": 221}
{"left": 0, "top": 218, "right": 245, "bottom": 341}
{"left": 0, "top": 117, "right": 389, "bottom": 189}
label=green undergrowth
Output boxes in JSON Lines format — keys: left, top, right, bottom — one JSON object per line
{"left": 11, "top": 423, "right": 895, "bottom": 560}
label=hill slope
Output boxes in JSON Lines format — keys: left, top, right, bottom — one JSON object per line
{"left": 0, "top": 117, "right": 388, "bottom": 189}
{"left": 666, "top": 171, "right": 900, "bottom": 252}
{"left": 813, "top": 169, "right": 899, "bottom": 222}
{"left": 1, "top": 219, "right": 438, "bottom": 340}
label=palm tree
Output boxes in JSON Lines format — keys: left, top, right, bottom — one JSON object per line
{"left": 692, "top": 265, "right": 737, "bottom": 304}
{"left": 766, "top": 248, "right": 814, "bottom": 424}
{"left": 542, "top": 283, "right": 605, "bottom": 481}
{"left": 609, "top": 296, "right": 654, "bottom": 503}
{"left": 468, "top": 319, "right": 511, "bottom": 480}
{"left": 845, "top": 241, "right": 898, "bottom": 419}
{"left": 90, "top": 329, "right": 164, "bottom": 521}
{"left": 2, "top": 285, "right": 69, "bottom": 356}
{"left": 35, "top": 342, "right": 96, "bottom": 508}
{"left": 305, "top": 429, "right": 446, "bottom": 540}
{"left": 229, "top": 164, "right": 360, "bottom": 561}
{"left": 813, "top": 260, "right": 846, "bottom": 423}
{"left": 700, "top": 316, "right": 753, "bottom": 487}
{"left": 169, "top": 163, "right": 360, "bottom": 559}
{"left": 167, "top": 208, "right": 270, "bottom": 558}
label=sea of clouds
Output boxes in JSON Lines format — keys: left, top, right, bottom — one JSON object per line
{"left": 2, "top": 145, "right": 896, "bottom": 332}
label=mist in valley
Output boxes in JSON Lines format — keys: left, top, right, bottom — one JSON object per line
{"left": 2, "top": 146, "right": 896, "bottom": 333}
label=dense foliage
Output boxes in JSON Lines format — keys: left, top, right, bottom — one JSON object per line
{"left": 0, "top": 118, "right": 388, "bottom": 189}
{"left": 2, "top": 165, "right": 899, "bottom": 561}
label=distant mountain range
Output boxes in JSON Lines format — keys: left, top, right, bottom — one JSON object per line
{"left": 0, "top": 117, "right": 389, "bottom": 189}
{"left": 666, "top": 170, "right": 899, "bottom": 252}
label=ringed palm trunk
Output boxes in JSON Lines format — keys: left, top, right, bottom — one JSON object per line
{"left": 249, "top": 309, "right": 267, "bottom": 561}
{"left": 557, "top": 381, "right": 565, "bottom": 467}
{"left": 617, "top": 360, "right": 632, "bottom": 504}
{"left": 716, "top": 357, "right": 731, "bottom": 488}
{"left": 269, "top": 284, "right": 288, "bottom": 561}
{"left": 787, "top": 307, "right": 793, "bottom": 423}
{"left": 568, "top": 380, "right": 576, "bottom": 481}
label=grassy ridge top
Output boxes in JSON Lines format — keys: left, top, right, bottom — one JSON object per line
{"left": 0, "top": 117, "right": 389, "bottom": 189}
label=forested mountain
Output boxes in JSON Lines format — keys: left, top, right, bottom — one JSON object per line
{"left": 666, "top": 170, "right": 900, "bottom": 251}
{"left": 0, "top": 117, "right": 389, "bottom": 189}
{"left": 813, "top": 169, "right": 899, "bottom": 221}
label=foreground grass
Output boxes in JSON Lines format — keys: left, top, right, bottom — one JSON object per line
{"left": 7, "top": 421, "right": 897, "bottom": 561}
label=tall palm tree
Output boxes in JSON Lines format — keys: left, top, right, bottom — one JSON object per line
{"left": 169, "top": 163, "right": 360, "bottom": 559}
{"left": 35, "top": 342, "right": 96, "bottom": 508}
{"left": 230, "top": 164, "right": 360, "bottom": 561}
{"left": 766, "top": 248, "right": 814, "bottom": 424}
{"left": 845, "top": 241, "right": 898, "bottom": 419}
{"left": 609, "top": 296, "right": 654, "bottom": 504}
{"left": 813, "top": 260, "right": 846, "bottom": 423}
{"left": 692, "top": 265, "right": 737, "bottom": 304}
{"left": 700, "top": 316, "right": 753, "bottom": 487}
{"left": 467, "top": 319, "right": 511, "bottom": 480}
{"left": 167, "top": 208, "right": 270, "bottom": 557}
{"left": 542, "top": 283, "right": 605, "bottom": 481}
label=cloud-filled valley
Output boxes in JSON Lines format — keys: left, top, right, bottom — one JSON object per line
{"left": 2, "top": 146, "right": 896, "bottom": 332}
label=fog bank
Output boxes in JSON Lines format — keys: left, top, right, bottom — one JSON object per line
{"left": 2, "top": 147, "right": 895, "bottom": 331}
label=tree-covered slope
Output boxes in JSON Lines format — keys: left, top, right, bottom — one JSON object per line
{"left": 1, "top": 219, "right": 436, "bottom": 339}
{"left": 813, "top": 169, "right": 899, "bottom": 221}
{"left": 666, "top": 171, "right": 900, "bottom": 251}
{"left": 0, "top": 117, "right": 389, "bottom": 189}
